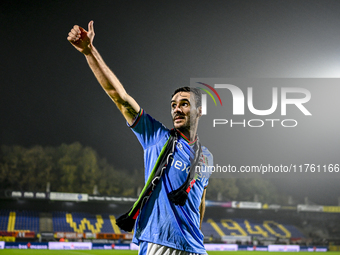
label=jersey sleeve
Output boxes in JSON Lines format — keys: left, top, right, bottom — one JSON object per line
{"left": 128, "top": 109, "right": 169, "bottom": 150}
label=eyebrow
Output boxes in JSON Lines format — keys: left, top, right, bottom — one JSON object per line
{"left": 170, "top": 98, "right": 190, "bottom": 103}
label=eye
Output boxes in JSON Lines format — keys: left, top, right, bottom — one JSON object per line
{"left": 171, "top": 103, "right": 177, "bottom": 109}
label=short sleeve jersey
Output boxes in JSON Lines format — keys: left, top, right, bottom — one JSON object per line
{"left": 129, "top": 109, "right": 213, "bottom": 254}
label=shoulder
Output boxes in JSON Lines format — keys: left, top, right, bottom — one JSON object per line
{"left": 130, "top": 109, "right": 165, "bottom": 129}
{"left": 129, "top": 109, "right": 170, "bottom": 149}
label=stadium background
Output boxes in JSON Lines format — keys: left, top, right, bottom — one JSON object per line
{"left": 2, "top": 0, "right": 340, "bottom": 252}
{"left": 0, "top": 189, "right": 340, "bottom": 251}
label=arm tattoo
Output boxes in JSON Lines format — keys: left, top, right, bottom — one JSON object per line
{"left": 122, "top": 101, "right": 138, "bottom": 118}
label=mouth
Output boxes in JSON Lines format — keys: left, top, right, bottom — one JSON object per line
{"left": 174, "top": 116, "right": 185, "bottom": 122}
{"left": 174, "top": 115, "right": 184, "bottom": 120}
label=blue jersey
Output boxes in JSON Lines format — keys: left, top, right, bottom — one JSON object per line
{"left": 129, "top": 109, "right": 213, "bottom": 254}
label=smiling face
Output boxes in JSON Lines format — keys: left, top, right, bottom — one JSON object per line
{"left": 171, "top": 91, "right": 201, "bottom": 137}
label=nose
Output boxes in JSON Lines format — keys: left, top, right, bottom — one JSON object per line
{"left": 173, "top": 104, "right": 182, "bottom": 113}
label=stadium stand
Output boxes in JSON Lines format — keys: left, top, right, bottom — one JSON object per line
{"left": 52, "top": 211, "right": 74, "bottom": 233}
{"left": 1, "top": 198, "right": 340, "bottom": 246}
{"left": 204, "top": 218, "right": 304, "bottom": 239}
{"left": 0, "top": 210, "right": 39, "bottom": 233}
{"left": 1, "top": 209, "right": 304, "bottom": 240}
{"left": 52, "top": 211, "right": 126, "bottom": 234}
{"left": 0, "top": 209, "right": 10, "bottom": 231}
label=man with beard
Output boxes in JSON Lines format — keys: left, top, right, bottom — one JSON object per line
{"left": 67, "top": 21, "right": 213, "bottom": 255}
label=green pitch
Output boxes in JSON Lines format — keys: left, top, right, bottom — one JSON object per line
{"left": 0, "top": 251, "right": 340, "bottom": 255}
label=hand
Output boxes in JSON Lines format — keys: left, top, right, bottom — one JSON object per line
{"left": 67, "top": 21, "right": 95, "bottom": 54}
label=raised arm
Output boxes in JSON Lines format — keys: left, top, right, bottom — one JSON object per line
{"left": 67, "top": 21, "right": 140, "bottom": 125}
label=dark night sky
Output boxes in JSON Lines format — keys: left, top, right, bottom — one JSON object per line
{"left": 1, "top": 0, "right": 340, "bottom": 204}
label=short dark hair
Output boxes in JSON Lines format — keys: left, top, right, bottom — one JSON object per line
{"left": 171, "top": 87, "right": 202, "bottom": 108}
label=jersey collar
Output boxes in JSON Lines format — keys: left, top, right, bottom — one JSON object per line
{"left": 176, "top": 129, "right": 198, "bottom": 145}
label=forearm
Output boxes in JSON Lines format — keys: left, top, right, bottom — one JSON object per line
{"left": 84, "top": 45, "right": 140, "bottom": 123}
{"left": 85, "top": 46, "right": 127, "bottom": 101}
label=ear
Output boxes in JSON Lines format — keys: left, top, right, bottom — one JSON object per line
{"left": 197, "top": 106, "right": 202, "bottom": 118}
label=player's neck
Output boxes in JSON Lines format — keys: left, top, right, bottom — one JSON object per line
{"left": 189, "top": 123, "right": 198, "bottom": 142}
{"left": 176, "top": 128, "right": 198, "bottom": 144}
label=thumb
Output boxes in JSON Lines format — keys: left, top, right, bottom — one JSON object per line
{"left": 88, "top": 20, "right": 94, "bottom": 33}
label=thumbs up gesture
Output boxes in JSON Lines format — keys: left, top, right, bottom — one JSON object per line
{"left": 67, "top": 21, "right": 95, "bottom": 55}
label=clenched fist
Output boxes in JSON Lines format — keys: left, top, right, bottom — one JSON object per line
{"left": 67, "top": 21, "right": 95, "bottom": 55}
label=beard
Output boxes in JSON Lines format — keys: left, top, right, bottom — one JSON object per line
{"left": 173, "top": 115, "right": 190, "bottom": 131}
